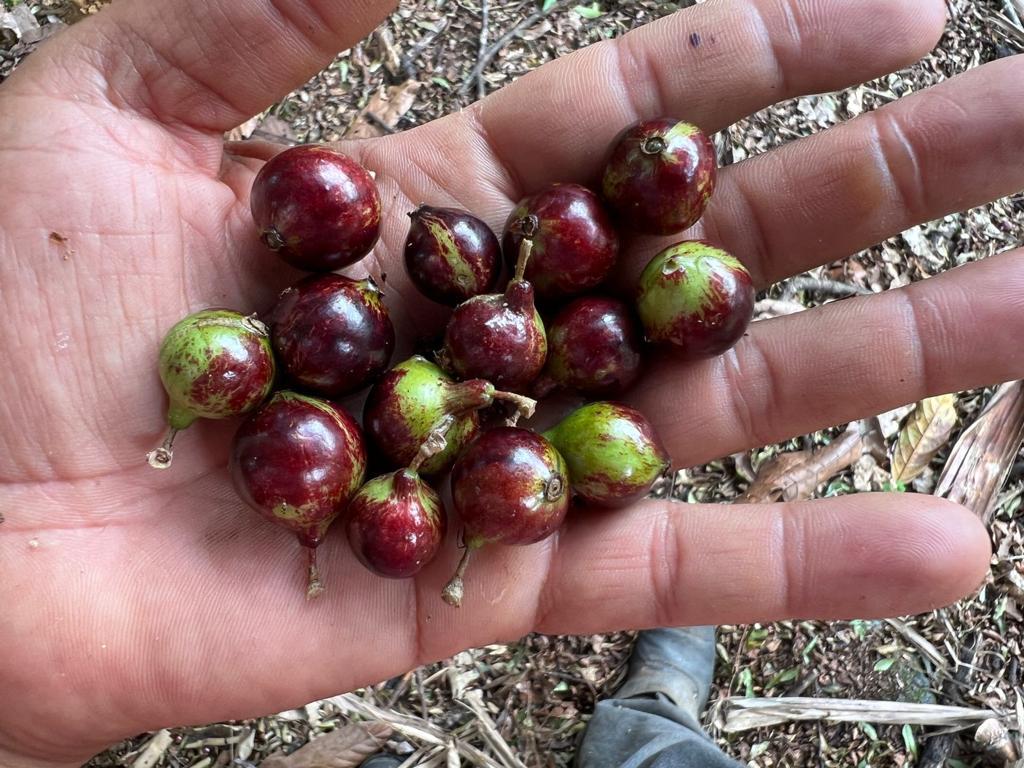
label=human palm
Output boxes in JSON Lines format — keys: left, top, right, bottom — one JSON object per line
{"left": 1, "top": 0, "right": 1022, "bottom": 764}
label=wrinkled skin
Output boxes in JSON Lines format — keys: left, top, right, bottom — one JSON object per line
{"left": 2, "top": 0, "right": 1022, "bottom": 764}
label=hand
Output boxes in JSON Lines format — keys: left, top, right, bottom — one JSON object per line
{"left": 1, "top": 0, "right": 1021, "bottom": 764}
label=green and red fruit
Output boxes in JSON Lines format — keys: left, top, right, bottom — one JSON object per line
{"left": 269, "top": 273, "right": 394, "bottom": 398}
{"left": 544, "top": 402, "right": 670, "bottom": 508}
{"left": 538, "top": 296, "right": 644, "bottom": 397}
{"left": 443, "top": 427, "right": 569, "bottom": 607}
{"left": 363, "top": 356, "right": 535, "bottom": 476}
{"left": 230, "top": 391, "right": 367, "bottom": 598}
{"left": 148, "top": 309, "right": 275, "bottom": 469}
{"left": 502, "top": 183, "right": 619, "bottom": 300}
{"left": 602, "top": 118, "right": 717, "bottom": 235}
{"left": 404, "top": 205, "right": 501, "bottom": 305}
{"left": 636, "top": 240, "right": 754, "bottom": 359}
{"left": 250, "top": 145, "right": 381, "bottom": 272}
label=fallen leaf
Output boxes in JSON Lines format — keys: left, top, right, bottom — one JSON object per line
{"left": 261, "top": 722, "right": 392, "bottom": 768}
{"left": 890, "top": 394, "right": 958, "bottom": 485}
{"left": 0, "top": 4, "right": 42, "bottom": 44}
{"left": 345, "top": 81, "right": 422, "bottom": 139}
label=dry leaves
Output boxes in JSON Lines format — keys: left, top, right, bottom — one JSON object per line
{"left": 345, "top": 80, "right": 422, "bottom": 139}
{"left": 261, "top": 722, "right": 392, "bottom": 768}
{"left": 0, "top": 4, "right": 42, "bottom": 44}
{"left": 890, "top": 394, "right": 958, "bottom": 485}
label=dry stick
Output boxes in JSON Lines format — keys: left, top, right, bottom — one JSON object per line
{"left": 459, "top": 0, "right": 573, "bottom": 97}
{"left": 1005, "top": 0, "right": 1023, "bottom": 30}
{"left": 991, "top": 11, "right": 1024, "bottom": 45}
{"left": 476, "top": 0, "right": 490, "bottom": 101}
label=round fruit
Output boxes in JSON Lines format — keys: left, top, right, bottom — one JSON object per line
{"left": 502, "top": 183, "right": 619, "bottom": 300}
{"left": 250, "top": 145, "right": 381, "bottom": 272}
{"left": 404, "top": 205, "right": 501, "bottom": 305}
{"left": 269, "top": 273, "right": 395, "bottom": 398}
{"left": 538, "top": 296, "right": 643, "bottom": 397}
{"left": 636, "top": 240, "right": 755, "bottom": 359}
{"left": 442, "top": 427, "right": 569, "bottom": 607}
{"left": 602, "top": 118, "right": 717, "bottom": 235}
{"left": 147, "top": 309, "right": 275, "bottom": 469}
{"left": 544, "top": 402, "right": 670, "bottom": 508}
{"left": 230, "top": 391, "right": 367, "bottom": 598}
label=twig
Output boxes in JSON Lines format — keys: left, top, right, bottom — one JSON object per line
{"left": 460, "top": 0, "right": 573, "bottom": 98}
{"left": 884, "top": 619, "right": 949, "bottom": 672}
{"left": 918, "top": 634, "right": 981, "bottom": 767}
{"left": 991, "top": 12, "right": 1024, "bottom": 45}
{"left": 132, "top": 730, "right": 173, "bottom": 768}
{"left": 477, "top": 0, "right": 490, "bottom": 101}
{"left": 1005, "top": 0, "right": 1023, "bottom": 30}
{"left": 780, "top": 276, "right": 871, "bottom": 301}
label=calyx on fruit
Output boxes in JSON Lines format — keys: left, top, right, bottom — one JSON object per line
{"left": 363, "top": 356, "right": 536, "bottom": 476}
{"left": 230, "top": 390, "right": 367, "bottom": 599}
{"left": 602, "top": 118, "right": 717, "bottom": 235}
{"left": 250, "top": 145, "right": 381, "bottom": 272}
{"left": 440, "top": 227, "right": 547, "bottom": 393}
{"left": 442, "top": 427, "right": 569, "bottom": 607}
{"left": 148, "top": 309, "right": 275, "bottom": 470}
{"left": 544, "top": 401, "right": 670, "bottom": 508}
{"left": 404, "top": 205, "right": 501, "bottom": 305}
{"left": 636, "top": 240, "right": 755, "bottom": 360}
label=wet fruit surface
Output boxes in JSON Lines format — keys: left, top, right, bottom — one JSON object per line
{"left": 346, "top": 469, "right": 446, "bottom": 579}
{"left": 269, "top": 273, "right": 395, "bottom": 398}
{"left": 602, "top": 118, "right": 717, "bottom": 235}
{"left": 502, "top": 183, "right": 619, "bottom": 300}
{"left": 230, "top": 391, "right": 367, "bottom": 597}
{"left": 636, "top": 240, "right": 754, "bottom": 360}
{"left": 404, "top": 205, "right": 501, "bottom": 305}
{"left": 250, "top": 145, "right": 381, "bottom": 272}
{"left": 544, "top": 401, "right": 670, "bottom": 507}
{"left": 541, "top": 296, "right": 643, "bottom": 397}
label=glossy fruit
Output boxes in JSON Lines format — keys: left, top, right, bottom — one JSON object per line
{"left": 502, "top": 183, "right": 619, "bottom": 300}
{"left": 442, "top": 427, "right": 569, "bottom": 606}
{"left": 404, "top": 205, "right": 501, "bottom": 305}
{"left": 636, "top": 240, "right": 754, "bottom": 359}
{"left": 537, "top": 296, "right": 644, "bottom": 397}
{"left": 147, "top": 309, "right": 275, "bottom": 469}
{"left": 363, "top": 356, "right": 535, "bottom": 476}
{"left": 544, "top": 402, "right": 670, "bottom": 508}
{"left": 250, "top": 145, "right": 381, "bottom": 272}
{"left": 602, "top": 118, "right": 717, "bottom": 235}
{"left": 269, "top": 273, "right": 395, "bottom": 398}
{"left": 230, "top": 391, "right": 367, "bottom": 598}
{"left": 440, "top": 240, "right": 547, "bottom": 393}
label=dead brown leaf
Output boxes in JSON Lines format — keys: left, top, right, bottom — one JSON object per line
{"left": 345, "top": 81, "right": 422, "bottom": 139}
{"left": 890, "top": 394, "right": 958, "bottom": 485}
{"left": 261, "top": 722, "right": 392, "bottom": 768}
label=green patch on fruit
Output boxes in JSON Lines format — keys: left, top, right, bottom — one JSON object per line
{"left": 421, "top": 215, "right": 478, "bottom": 290}
{"left": 637, "top": 241, "right": 745, "bottom": 329}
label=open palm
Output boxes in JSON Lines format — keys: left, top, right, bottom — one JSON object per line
{"left": 2, "top": 0, "right": 1022, "bottom": 764}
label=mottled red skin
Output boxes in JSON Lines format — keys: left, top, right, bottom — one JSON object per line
{"left": 230, "top": 392, "right": 367, "bottom": 548}
{"left": 250, "top": 145, "right": 381, "bottom": 272}
{"left": 346, "top": 471, "right": 447, "bottom": 578}
{"left": 540, "top": 296, "right": 643, "bottom": 397}
{"left": 404, "top": 206, "right": 501, "bottom": 305}
{"left": 442, "top": 281, "right": 546, "bottom": 393}
{"left": 601, "top": 118, "right": 717, "bottom": 235}
{"left": 502, "top": 184, "right": 619, "bottom": 300}
{"left": 184, "top": 331, "right": 275, "bottom": 415}
{"left": 451, "top": 428, "right": 569, "bottom": 547}
{"left": 363, "top": 366, "right": 484, "bottom": 474}
{"left": 269, "top": 274, "right": 395, "bottom": 397}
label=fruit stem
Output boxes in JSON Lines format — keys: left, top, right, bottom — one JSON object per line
{"left": 492, "top": 390, "right": 537, "bottom": 426}
{"left": 512, "top": 230, "right": 536, "bottom": 283}
{"left": 409, "top": 413, "right": 456, "bottom": 474}
{"left": 441, "top": 545, "right": 473, "bottom": 608}
{"left": 146, "top": 428, "right": 179, "bottom": 470}
{"left": 306, "top": 546, "right": 324, "bottom": 600}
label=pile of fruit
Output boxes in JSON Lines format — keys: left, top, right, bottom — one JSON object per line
{"left": 146, "top": 118, "right": 755, "bottom": 605}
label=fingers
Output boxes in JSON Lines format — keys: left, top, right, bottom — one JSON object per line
{"left": 630, "top": 247, "right": 1024, "bottom": 468}
{"left": 27, "top": 0, "right": 397, "bottom": 134}
{"left": 692, "top": 54, "right": 1024, "bottom": 287}
{"left": 470, "top": 0, "right": 947, "bottom": 192}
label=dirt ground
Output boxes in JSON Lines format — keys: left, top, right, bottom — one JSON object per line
{"left": 4, "top": 0, "right": 1024, "bottom": 766}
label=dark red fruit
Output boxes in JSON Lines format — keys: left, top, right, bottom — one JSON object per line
{"left": 602, "top": 118, "right": 717, "bottom": 235}
{"left": 636, "top": 240, "right": 754, "bottom": 360}
{"left": 536, "top": 296, "right": 643, "bottom": 397}
{"left": 442, "top": 427, "right": 569, "bottom": 606}
{"left": 250, "top": 145, "right": 381, "bottom": 272}
{"left": 269, "top": 273, "right": 395, "bottom": 398}
{"left": 502, "top": 183, "right": 619, "bottom": 300}
{"left": 440, "top": 240, "right": 547, "bottom": 393}
{"left": 404, "top": 205, "right": 501, "bottom": 305}
{"left": 230, "top": 391, "right": 367, "bottom": 598}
